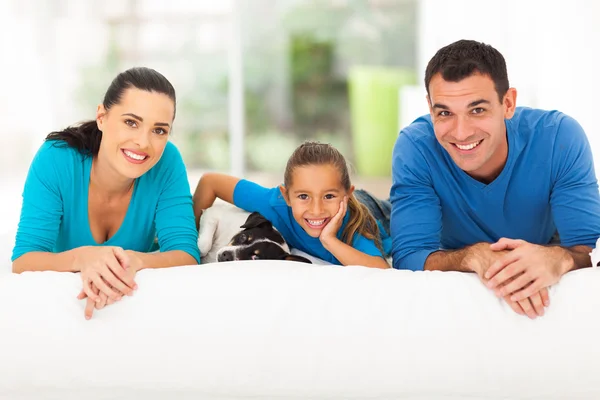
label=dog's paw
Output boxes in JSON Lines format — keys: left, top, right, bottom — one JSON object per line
{"left": 198, "top": 212, "right": 219, "bottom": 256}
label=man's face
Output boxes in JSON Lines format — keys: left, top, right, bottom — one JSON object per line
{"left": 427, "top": 72, "right": 516, "bottom": 183}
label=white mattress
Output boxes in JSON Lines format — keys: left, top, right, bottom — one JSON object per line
{"left": 1, "top": 261, "right": 599, "bottom": 400}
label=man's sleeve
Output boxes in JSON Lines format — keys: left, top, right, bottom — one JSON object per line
{"left": 155, "top": 144, "right": 201, "bottom": 263}
{"left": 550, "top": 115, "right": 600, "bottom": 248}
{"left": 12, "top": 142, "right": 64, "bottom": 262}
{"left": 389, "top": 132, "right": 442, "bottom": 271}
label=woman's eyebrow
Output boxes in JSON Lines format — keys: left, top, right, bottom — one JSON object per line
{"left": 121, "top": 113, "right": 170, "bottom": 127}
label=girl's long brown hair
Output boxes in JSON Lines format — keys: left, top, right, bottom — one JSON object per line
{"left": 283, "top": 141, "right": 383, "bottom": 254}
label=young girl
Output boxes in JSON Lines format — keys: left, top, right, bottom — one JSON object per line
{"left": 193, "top": 141, "right": 391, "bottom": 269}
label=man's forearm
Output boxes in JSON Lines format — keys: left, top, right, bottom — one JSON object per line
{"left": 559, "top": 245, "right": 593, "bottom": 273}
{"left": 423, "top": 243, "right": 489, "bottom": 272}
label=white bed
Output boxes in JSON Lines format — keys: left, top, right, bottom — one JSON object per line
{"left": 1, "top": 260, "right": 600, "bottom": 400}
{"left": 2, "top": 202, "right": 599, "bottom": 399}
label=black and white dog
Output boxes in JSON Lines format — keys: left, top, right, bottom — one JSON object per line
{"left": 216, "top": 212, "right": 312, "bottom": 263}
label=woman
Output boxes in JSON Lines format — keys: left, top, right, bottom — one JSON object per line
{"left": 11, "top": 67, "right": 200, "bottom": 319}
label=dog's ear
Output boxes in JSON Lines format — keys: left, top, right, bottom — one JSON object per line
{"left": 281, "top": 254, "right": 312, "bottom": 264}
{"left": 240, "top": 212, "right": 272, "bottom": 230}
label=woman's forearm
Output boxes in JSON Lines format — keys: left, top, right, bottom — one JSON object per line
{"left": 12, "top": 250, "right": 79, "bottom": 274}
{"left": 130, "top": 250, "right": 197, "bottom": 271}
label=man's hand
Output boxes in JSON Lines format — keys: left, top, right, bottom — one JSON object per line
{"left": 462, "top": 242, "right": 549, "bottom": 319}
{"left": 485, "top": 238, "right": 571, "bottom": 302}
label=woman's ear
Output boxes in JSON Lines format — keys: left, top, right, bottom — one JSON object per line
{"left": 96, "top": 104, "right": 106, "bottom": 132}
{"left": 279, "top": 185, "right": 291, "bottom": 206}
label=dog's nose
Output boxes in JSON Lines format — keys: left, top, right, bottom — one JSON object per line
{"left": 218, "top": 250, "right": 234, "bottom": 262}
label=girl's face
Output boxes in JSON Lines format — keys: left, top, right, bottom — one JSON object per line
{"left": 96, "top": 88, "right": 174, "bottom": 180}
{"left": 280, "top": 164, "right": 354, "bottom": 238}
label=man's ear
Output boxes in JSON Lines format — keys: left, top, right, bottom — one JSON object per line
{"left": 503, "top": 87, "right": 518, "bottom": 119}
{"left": 281, "top": 254, "right": 312, "bottom": 264}
{"left": 279, "top": 185, "right": 291, "bottom": 206}
{"left": 96, "top": 104, "right": 106, "bottom": 132}
{"left": 426, "top": 94, "right": 434, "bottom": 118}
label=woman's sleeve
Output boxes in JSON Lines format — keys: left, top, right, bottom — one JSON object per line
{"left": 12, "top": 142, "right": 64, "bottom": 261}
{"left": 154, "top": 144, "right": 201, "bottom": 263}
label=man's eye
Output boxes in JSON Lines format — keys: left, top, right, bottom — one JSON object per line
{"left": 472, "top": 107, "right": 485, "bottom": 114}
{"left": 438, "top": 111, "right": 451, "bottom": 117}
{"left": 298, "top": 194, "right": 308, "bottom": 200}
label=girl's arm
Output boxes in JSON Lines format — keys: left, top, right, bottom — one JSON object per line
{"left": 192, "top": 173, "right": 241, "bottom": 228}
{"left": 319, "top": 197, "right": 390, "bottom": 269}
{"left": 320, "top": 238, "right": 390, "bottom": 269}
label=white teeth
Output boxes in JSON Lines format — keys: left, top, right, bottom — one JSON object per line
{"left": 124, "top": 150, "right": 146, "bottom": 161}
{"left": 307, "top": 219, "right": 326, "bottom": 226}
{"left": 456, "top": 140, "right": 482, "bottom": 151}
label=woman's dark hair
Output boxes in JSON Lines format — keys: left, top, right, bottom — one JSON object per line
{"left": 424, "top": 39, "right": 509, "bottom": 103}
{"left": 45, "top": 67, "right": 176, "bottom": 155}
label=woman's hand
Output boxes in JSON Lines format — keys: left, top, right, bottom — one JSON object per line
{"left": 319, "top": 196, "right": 347, "bottom": 246}
{"left": 77, "top": 250, "right": 142, "bottom": 320}
{"left": 74, "top": 246, "right": 138, "bottom": 302}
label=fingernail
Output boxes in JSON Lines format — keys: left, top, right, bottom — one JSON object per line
{"left": 85, "top": 315, "right": 91, "bottom": 320}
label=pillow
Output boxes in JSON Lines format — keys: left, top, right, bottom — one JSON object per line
{"left": 1, "top": 263, "right": 600, "bottom": 399}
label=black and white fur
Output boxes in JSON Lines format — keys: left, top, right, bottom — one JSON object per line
{"left": 216, "top": 212, "right": 312, "bottom": 263}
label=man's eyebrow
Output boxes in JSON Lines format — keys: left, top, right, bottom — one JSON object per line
{"left": 432, "top": 99, "right": 491, "bottom": 110}
{"left": 468, "top": 99, "right": 491, "bottom": 108}
{"left": 122, "top": 113, "right": 170, "bottom": 127}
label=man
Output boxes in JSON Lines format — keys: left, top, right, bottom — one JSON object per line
{"left": 389, "top": 39, "right": 600, "bottom": 318}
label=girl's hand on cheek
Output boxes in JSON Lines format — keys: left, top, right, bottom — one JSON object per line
{"left": 319, "top": 196, "right": 347, "bottom": 245}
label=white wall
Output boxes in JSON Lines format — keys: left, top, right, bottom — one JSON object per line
{"left": 414, "top": 0, "right": 600, "bottom": 178}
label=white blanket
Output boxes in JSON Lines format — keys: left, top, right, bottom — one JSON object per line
{"left": 1, "top": 262, "right": 599, "bottom": 400}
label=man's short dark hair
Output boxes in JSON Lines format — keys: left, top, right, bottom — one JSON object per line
{"left": 424, "top": 39, "right": 509, "bottom": 102}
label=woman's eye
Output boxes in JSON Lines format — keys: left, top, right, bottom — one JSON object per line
{"left": 154, "top": 128, "right": 168, "bottom": 135}
{"left": 125, "top": 119, "right": 137, "bottom": 127}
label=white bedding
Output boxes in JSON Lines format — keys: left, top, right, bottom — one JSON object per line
{"left": 1, "top": 262, "right": 599, "bottom": 400}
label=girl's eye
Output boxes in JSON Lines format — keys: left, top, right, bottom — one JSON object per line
{"left": 154, "top": 128, "right": 168, "bottom": 135}
{"left": 125, "top": 119, "right": 137, "bottom": 127}
{"left": 297, "top": 194, "right": 308, "bottom": 200}
{"left": 324, "top": 194, "right": 336, "bottom": 200}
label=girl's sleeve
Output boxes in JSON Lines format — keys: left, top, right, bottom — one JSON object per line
{"left": 12, "top": 142, "right": 64, "bottom": 261}
{"left": 352, "top": 235, "right": 385, "bottom": 258}
{"left": 154, "top": 144, "right": 201, "bottom": 263}
{"left": 232, "top": 179, "right": 280, "bottom": 222}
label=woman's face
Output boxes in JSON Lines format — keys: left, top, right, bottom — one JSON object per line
{"left": 96, "top": 88, "right": 174, "bottom": 180}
